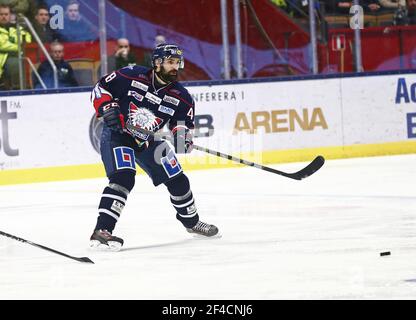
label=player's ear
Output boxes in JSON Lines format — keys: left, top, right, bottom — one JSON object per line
{"left": 153, "top": 58, "right": 162, "bottom": 70}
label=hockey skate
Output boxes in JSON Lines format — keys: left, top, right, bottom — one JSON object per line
{"left": 89, "top": 229, "right": 124, "bottom": 251}
{"left": 186, "top": 221, "right": 220, "bottom": 238}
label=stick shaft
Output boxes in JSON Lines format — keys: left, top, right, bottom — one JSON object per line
{"left": 125, "top": 123, "right": 324, "bottom": 180}
{"left": 0, "top": 230, "right": 94, "bottom": 263}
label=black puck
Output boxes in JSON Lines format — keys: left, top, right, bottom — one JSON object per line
{"left": 380, "top": 251, "right": 391, "bottom": 256}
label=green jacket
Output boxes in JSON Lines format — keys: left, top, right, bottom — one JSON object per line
{"left": 270, "top": 0, "right": 287, "bottom": 8}
{"left": 0, "top": 0, "right": 38, "bottom": 20}
{"left": 0, "top": 0, "right": 29, "bottom": 14}
{"left": 0, "top": 24, "right": 32, "bottom": 77}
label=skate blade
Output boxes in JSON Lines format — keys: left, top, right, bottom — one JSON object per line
{"left": 189, "top": 232, "right": 222, "bottom": 240}
{"left": 89, "top": 240, "right": 123, "bottom": 252}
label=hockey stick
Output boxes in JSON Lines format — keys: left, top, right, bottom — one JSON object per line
{"left": 0, "top": 230, "right": 94, "bottom": 264}
{"left": 125, "top": 123, "right": 325, "bottom": 180}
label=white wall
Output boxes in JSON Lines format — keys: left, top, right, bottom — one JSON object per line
{"left": 0, "top": 73, "right": 415, "bottom": 171}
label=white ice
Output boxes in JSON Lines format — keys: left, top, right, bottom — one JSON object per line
{"left": 1, "top": 154, "right": 416, "bottom": 299}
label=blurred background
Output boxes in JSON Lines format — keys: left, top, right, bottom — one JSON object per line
{"left": 0, "top": 0, "right": 415, "bottom": 91}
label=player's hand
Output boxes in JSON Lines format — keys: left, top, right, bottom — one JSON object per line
{"left": 98, "top": 101, "right": 125, "bottom": 134}
{"left": 172, "top": 127, "right": 193, "bottom": 154}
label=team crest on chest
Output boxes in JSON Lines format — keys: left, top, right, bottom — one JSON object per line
{"left": 128, "top": 102, "right": 163, "bottom": 131}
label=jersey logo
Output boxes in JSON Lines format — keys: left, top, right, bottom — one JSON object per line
{"left": 158, "top": 105, "right": 175, "bottom": 116}
{"left": 128, "top": 102, "right": 163, "bottom": 131}
{"left": 163, "top": 95, "right": 180, "bottom": 106}
{"left": 111, "top": 200, "right": 125, "bottom": 214}
{"left": 145, "top": 92, "right": 162, "bottom": 105}
{"left": 161, "top": 149, "right": 182, "bottom": 178}
{"left": 133, "top": 131, "right": 149, "bottom": 140}
{"left": 113, "top": 147, "right": 136, "bottom": 170}
{"left": 128, "top": 90, "right": 144, "bottom": 102}
{"left": 186, "top": 204, "right": 197, "bottom": 215}
{"left": 131, "top": 80, "right": 148, "bottom": 92}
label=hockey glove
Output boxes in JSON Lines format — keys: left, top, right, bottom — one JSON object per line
{"left": 98, "top": 101, "right": 125, "bottom": 134}
{"left": 172, "top": 127, "right": 193, "bottom": 154}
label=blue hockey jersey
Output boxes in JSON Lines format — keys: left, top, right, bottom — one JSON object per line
{"left": 91, "top": 65, "right": 195, "bottom": 142}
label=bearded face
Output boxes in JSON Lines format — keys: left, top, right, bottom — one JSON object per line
{"left": 156, "top": 64, "right": 178, "bottom": 83}
{"left": 409, "top": 0, "right": 416, "bottom": 11}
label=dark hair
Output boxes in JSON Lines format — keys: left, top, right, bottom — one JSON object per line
{"left": 67, "top": 0, "right": 80, "bottom": 7}
{"left": 36, "top": 5, "right": 49, "bottom": 14}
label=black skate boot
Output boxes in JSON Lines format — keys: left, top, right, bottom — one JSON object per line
{"left": 186, "top": 221, "right": 219, "bottom": 237}
{"left": 89, "top": 229, "right": 124, "bottom": 251}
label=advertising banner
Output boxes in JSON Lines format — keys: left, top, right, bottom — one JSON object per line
{"left": 1, "top": 73, "right": 415, "bottom": 178}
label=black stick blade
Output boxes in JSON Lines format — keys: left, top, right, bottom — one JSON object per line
{"left": 291, "top": 155, "right": 325, "bottom": 180}
{"left": 76, "top": 257, "right": 95, "bottom": 264}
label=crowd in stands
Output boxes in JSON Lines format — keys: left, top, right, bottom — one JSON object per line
{"left": 0, "top": 3, "right": 32, "bottom": 90}
{"left": 272, "top": 0, "right": 416, "bottom": 26}
{"left": 1, "top": 0, "right": 415, "bottom": 90}
{"left": 0, "top": 0, "right": 145, "bottom": 91}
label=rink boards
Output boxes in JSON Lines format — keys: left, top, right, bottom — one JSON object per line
{"left": 1, "top": 71, "right": 415, "bottom": 184}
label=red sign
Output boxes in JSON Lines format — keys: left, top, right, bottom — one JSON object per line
{"left": 331, "top": 34, "right": 346, "bottom": 51}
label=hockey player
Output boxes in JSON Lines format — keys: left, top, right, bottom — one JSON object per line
{"left": 89, "top": 44, "right": 219, "bottom": 251}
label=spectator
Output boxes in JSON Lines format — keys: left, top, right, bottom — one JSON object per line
{"left": 58, "top": 0, "right": 97, "bottom": 42}
{"left": 365, "top": 0, "right": 382, "bottom": 12}
{"left": 0, "top": 0, "right": 39, "bottom": 21}
{"left": 407, "top": 0, "right": 416, "bottom": 24}
{"left": 323, "top": 1, "right": 348, "bottom": 15}
{"left": 33, "top": 41, "right": 78, "bottom": 88}
{"left": 290, "top": 1, "right": 311, "bottom": 17}
{"left": 108, "top": 38, "right": 137, "bottom": 72}
{"left": 325, "top": 1, "right": 381, "bottom": 14}
{"left": 0, "top": 4, "right": 32, "bottom": 90}
{"left": 379, "top": 0, "right": 416, "bottom": 25}
{"left": 140, "top": 34, "right": 166, "bottom": 68}
{"left": 32, "top": 5, "right": 59, "bottom": 43}
{"left": 378, "top": 0, "right": 406, "bottom": 10}
{"left": 270, "top": 0, "right": 288, "bottom": 12}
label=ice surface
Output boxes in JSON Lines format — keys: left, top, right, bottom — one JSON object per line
{"left": 1, "top": 154, "right": 416, "bottom": 299}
